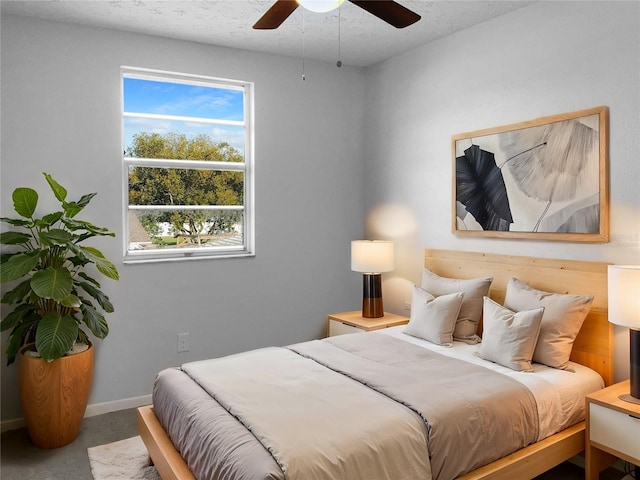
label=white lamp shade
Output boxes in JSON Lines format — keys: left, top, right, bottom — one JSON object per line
{"left": 297, "top": 0, "right": 345, "bottom": 13}
{"left": 351, "top": 240, "right": 394, "bottom": 273}
{"left": 608, "top": 265, "right": 640, "bottom": 329}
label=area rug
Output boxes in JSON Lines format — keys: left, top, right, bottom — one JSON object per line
{"left": 88, "top": 435, "right": 161, "bottom": 480}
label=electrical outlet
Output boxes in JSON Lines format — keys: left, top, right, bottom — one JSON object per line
{"left": 177, "top": 333, "right": 190, "bottom": 352}
{"left": 403, "top": 301, "right": 411, "bottom": 310}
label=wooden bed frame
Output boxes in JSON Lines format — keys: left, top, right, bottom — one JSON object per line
{"left": 138, "top": 249, "right": 613, "bottom": 480}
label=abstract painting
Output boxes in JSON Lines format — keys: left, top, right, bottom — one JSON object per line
{"left": 452, "top": 106, "right": 609, "bottom": 242}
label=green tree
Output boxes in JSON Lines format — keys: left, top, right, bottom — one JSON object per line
{"left": 126, "top": 133, "right": 244, "bottom": 246}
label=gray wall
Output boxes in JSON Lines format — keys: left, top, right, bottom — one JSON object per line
{"left": 363, "top": 1, "right": 640, "bottom": 382}
{"left": 1, "top": 16, "right": 365, "bottom": 422}
{"left": 2, "top": 0, "right": 639, "bottom": 425}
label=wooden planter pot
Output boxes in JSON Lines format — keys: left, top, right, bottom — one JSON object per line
{"left": 18, "top": 343, "right": 94, "bottom": 449}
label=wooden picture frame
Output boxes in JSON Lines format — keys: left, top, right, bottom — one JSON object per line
{"left": 452, "top": 106, "right": 609, "bottom": 242}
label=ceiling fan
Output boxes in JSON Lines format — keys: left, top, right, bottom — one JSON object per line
{"left": 253, "top": 0, "right": 421, "bottom": 30}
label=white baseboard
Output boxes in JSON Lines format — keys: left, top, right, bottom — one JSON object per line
{"left": 84, "top": 394, "right": 152, "bottom": 417}
{"left": 1, "top": 417, "right": 25, "bottom": 433}
{"left": 1, "top": 394, "right": 152, "bottom": 433}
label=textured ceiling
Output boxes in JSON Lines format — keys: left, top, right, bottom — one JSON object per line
{"left": 1, "top": 0, "right": 534, "bottom": 67}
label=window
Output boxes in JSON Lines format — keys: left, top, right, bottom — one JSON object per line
{"left": 122, "top": 67, "right": 254, "bottom": 263}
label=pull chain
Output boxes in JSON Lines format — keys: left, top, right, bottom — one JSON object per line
{"left": 336, "top": 3, "right": 342, "bottom": 68}
{"left": 302, "top": 11, "right": 306, "bottom": 81}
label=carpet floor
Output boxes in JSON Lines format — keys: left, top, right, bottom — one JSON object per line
{"left": 1, "top": 408, "right": 139, "bottom": 480}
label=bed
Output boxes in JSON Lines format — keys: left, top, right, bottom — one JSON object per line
{"left": 137, "top": 249, "right": 613, "bottom": 480}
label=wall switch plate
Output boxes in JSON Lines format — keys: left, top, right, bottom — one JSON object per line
{"left": 177, "top": 333, "right": 190, "bottom": 352}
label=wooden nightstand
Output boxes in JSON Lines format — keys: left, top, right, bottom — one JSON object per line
{"left": 327, "top": 311, "right": 409, "bottom": 337}
{"left": 586, "top": 380, "right": 640, "bottom": 480}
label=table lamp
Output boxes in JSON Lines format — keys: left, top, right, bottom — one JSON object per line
{"left": 351, "top": 240, "right": 394, "bottom": 318}
{"left": 608, "top": 265, "right": 640, "bottom": 404}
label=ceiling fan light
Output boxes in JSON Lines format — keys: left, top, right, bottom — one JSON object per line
{"left": 297, "top": 0, "right": 345, "bottom": 13}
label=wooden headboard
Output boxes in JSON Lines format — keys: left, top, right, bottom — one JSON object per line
{"left": 424, "top": 249, "right": 613, "bottom": 386}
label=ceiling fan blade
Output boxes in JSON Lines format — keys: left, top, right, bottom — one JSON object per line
{"left": 349, "top": 0, "right": 421, "bottom": 28}
{"left": 253, "top": 1, "right": 299, "bottom": 30}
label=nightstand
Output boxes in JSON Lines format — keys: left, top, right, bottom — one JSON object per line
{"left": 586, "top": 380, "right": 640, "bottom": 480}
{"left": 327, "top": 311, "right": 409, "bottom": 337}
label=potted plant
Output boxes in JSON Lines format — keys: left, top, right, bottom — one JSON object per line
{"left": 0, "top": 173, "right": 119, "bottom": 448}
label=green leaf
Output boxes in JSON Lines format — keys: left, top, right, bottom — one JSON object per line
{"left": 62, "top": 191, "right": 96, "bottom": 219}
{"left": 78, "top": 281, "right": 114, "bottom": 312}
{"left": 1, "top": 279, "right": 33, "bottom": 304}
{"left": 76, "top": 232, "right": 97, "bottom": 243}
{"left": 0, "top": 251, "right": 40, "bottom": 283}
{"left": 38, "top": 231, "right": 52, "bottom": 248}
{"left": 0, "top": 309, "right": 23, "bottom": 332}
{"left": 62, "top": 218, "right": 115, "bottom": 237}
{"left": 0, "top": 303, "right": 36, "bottom": 331}
{"left": 43, "top": 173, "right": 67, "bottom": 203}
{"left": 62, "top": 201, "right": 82, "bottom": 218}
{"left": 30, "top": 267, "right": 73, "bottom": 301}
{"left": 12, "top": 188, "right": 38, "bottom": 219}
{"left": 80, "top": 303, "right": 109, "bottom": 339}
{"left": 76, "top": 193, "right": 97, "bottom": 209}
{"left": 78, "top": 271, "right": 100, "bottom": 287}
{"left": 60, "top": 294, "right": 81, "bottom": 309}
{"left": 0, "top": 231, "right": 31, "bottom": 245}
{"left": 66, "top": 243, "right": 89, "bottom": 265}
{"left": 41, "top": 229, "right": 73, "bottom": 245}
{"left": 68, "top": 254, "right": 89, "bottom": 268}
{"left": 36, "top": 211, "right": 63, "bottom": 228}
{"left": 6, "top": 322, "right": 36, "bottom": 366}
{"left": 1, "top": 217, "right": 33, "bottom": 227}
{"left": 35, "top": 312, "right": 78, "bottom": 362}
{"left": 97, "top": 258, "right": 119, "bottom": 281}
{"left": 80, "top": 247, "right": 119, "bottom": 280}
{"left": 77, "top": 329, "right": 89, "bottom": 345}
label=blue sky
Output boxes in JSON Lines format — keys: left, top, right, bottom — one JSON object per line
{"left": 123, "top": 77, "right": 246, "bottom": 154}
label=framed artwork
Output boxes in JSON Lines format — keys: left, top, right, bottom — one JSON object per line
{"left": 452, "top": 106, "right": 609, "bottom": 242}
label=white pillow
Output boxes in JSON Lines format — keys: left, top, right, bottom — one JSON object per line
{"left": 479, "top": 297, "right": 544, "bottom": 372}
{"left": 503, "top": 277, "right": 594, "bottom": 369}
{"left": 403, "top": 286, "right": 464, "bottom": 346}
{"left": 421, "top": 268, "right": 492, "bottom": 343}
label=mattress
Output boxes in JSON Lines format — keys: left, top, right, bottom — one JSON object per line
{"left": 152, "top": 329, "right": 604, "bottom": 480}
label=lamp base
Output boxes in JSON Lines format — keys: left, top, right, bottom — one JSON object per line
{"left": 362, "top": 273, "right": 384, "bottom": 318}
{"left": 618, "top": 393, "right": 640, "bottom": 405}
{"left": 627, "top": 328, "right": 640, "bottom": 403}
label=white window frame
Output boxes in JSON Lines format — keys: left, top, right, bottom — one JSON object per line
{"left": 121, "top": 67, "right": 254, "bottom": 263}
